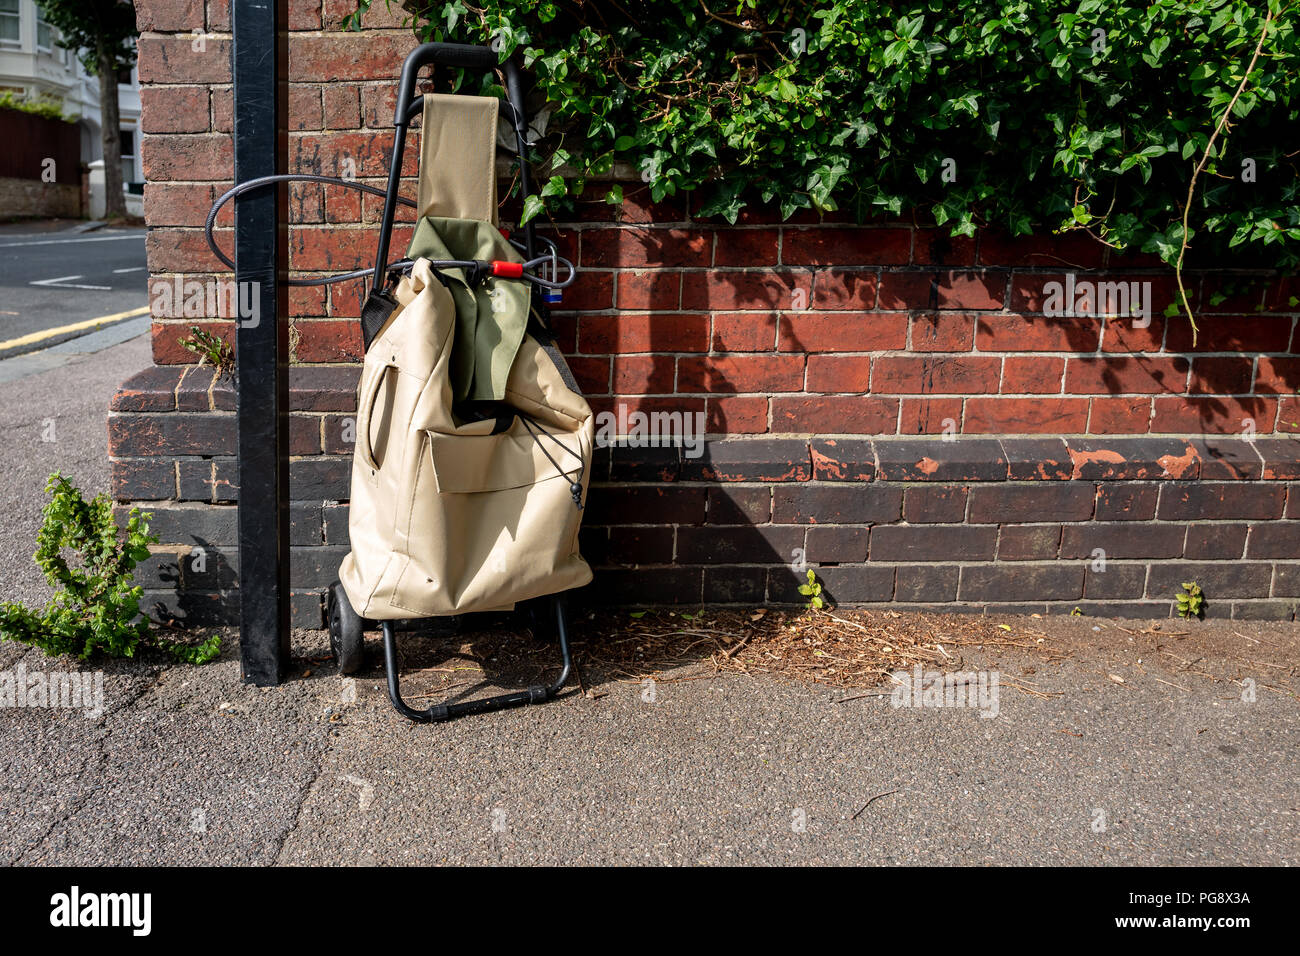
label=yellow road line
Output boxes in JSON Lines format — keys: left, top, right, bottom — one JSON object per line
{"left": 0, "top": 306, "right": 152, "bottom": 353}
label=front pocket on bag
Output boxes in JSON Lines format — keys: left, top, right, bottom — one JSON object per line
{"left": 427, "top": 426, "right": 584, "bottom": 494}
{"left": 394, "top": 427, "right": 588, "bottom": 615}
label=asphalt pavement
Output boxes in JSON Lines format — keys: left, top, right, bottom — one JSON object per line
{"left": 2, "top": 615, "right": 1297, "bottom": 866}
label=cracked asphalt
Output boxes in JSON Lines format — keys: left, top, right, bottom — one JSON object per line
{"left": 3, "top": 626, "right": 1297, "bottom": 866}
{"left": 1, "top": 333, "right": 1298, "bottom": 866}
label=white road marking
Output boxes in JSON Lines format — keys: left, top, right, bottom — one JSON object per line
{"left": 0, "top": 234, "right": 144, "bottom": 248}
{"left": 113, "top": 267, "right": 145, "bottom": 274}
{"left": 30, "top": 275, "right": 112, "bottom": 291}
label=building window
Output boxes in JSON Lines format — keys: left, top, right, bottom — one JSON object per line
{"left": 0, "top": 0, "right": 20, "bottom": 49}
{"left": 119, "top": 128, "right": 136, "bottom": 185}
{"left": 36, "top": 11, "right": 54, "bottom": 52}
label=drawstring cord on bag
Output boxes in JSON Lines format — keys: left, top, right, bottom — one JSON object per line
{"left": 518, "top": 413, "right": 584, "bottom": 509}
{"left": 204, "top": 173, "right": 576, "bottom": 290}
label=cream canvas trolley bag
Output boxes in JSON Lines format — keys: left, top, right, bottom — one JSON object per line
{"left": 329, "top": 44, "right": 591, "bottom": 723}
{"left": 338, "top": 257, "right": 593, "bottom": 623}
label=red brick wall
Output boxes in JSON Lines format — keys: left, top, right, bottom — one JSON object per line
{"left": 118, "top": 0, "right": 1300, "bottom": 625}
{"left": 547, "top": 216, "right": 1299, "bottom": 438}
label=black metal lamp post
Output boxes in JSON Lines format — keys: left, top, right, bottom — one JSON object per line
{"left": 231, "top": 0, "right": 291, "bottom": 685}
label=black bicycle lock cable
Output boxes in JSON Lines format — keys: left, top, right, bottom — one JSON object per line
{"left": 204, "top": 174, "right": 577, "bottom": 290}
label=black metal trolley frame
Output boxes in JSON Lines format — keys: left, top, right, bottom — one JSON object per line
{"left": 327, "top": 43, "right": 579, "bottom": 723}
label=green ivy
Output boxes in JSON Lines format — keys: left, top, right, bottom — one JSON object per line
{"left": 360, "top": 0, "right": 1297, "bottom": 269}
{"left": 0, "top": 473, "right": 221, "bottom": 665}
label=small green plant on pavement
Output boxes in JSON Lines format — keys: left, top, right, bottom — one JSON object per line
{"left": 0, "top": 473, "right": 221, "bottom": 664}
{"left": 799, "top": 569, "right": 827, "bottom": 610}
{"left": 1176, "top": 581, "right": 1205, "bottom": 620}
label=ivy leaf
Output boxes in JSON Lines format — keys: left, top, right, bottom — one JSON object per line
{"left": 520, "top": 194, "right": 546, "bottom": 225}
{"left": 1143, "top": 34, "right": 1170, "bottom": 67}
{"left": 883, "top": 38, "right": 910, "bottom": 66}
{"left": 441, "top": 1, "right": 465, "bottom": 33}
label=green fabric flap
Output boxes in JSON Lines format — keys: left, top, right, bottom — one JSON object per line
{"left": 407, "top": 216, "right": 529, "bottom": 404}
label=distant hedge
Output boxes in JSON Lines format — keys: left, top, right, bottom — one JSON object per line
{"left": 366, "top": 0, "right": 1299, "bottom": 269}
{"left": 0, "top": 91, "right": 71, "bottom": 123}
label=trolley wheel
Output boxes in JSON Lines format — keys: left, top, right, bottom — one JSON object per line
{"left": 518, "top": 596, "right": 558, "bottom": 642}
{"left": 328, "top": 580, "right": 366, "bottom": 674}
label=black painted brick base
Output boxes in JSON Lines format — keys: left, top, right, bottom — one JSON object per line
{"left": 109, "top": 366, "right": 1300, "bottom": 626}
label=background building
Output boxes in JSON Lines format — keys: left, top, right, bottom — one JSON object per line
{"left": 0, "top": 0, "right": 141, "bottom": 215}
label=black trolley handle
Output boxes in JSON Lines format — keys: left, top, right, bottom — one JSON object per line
{"left": 372, "top": 42, "right": 537, "bottom": 294}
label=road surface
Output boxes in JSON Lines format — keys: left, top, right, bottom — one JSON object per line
{"left": 0, "top": 220, "right": 148, "bottom": 359}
